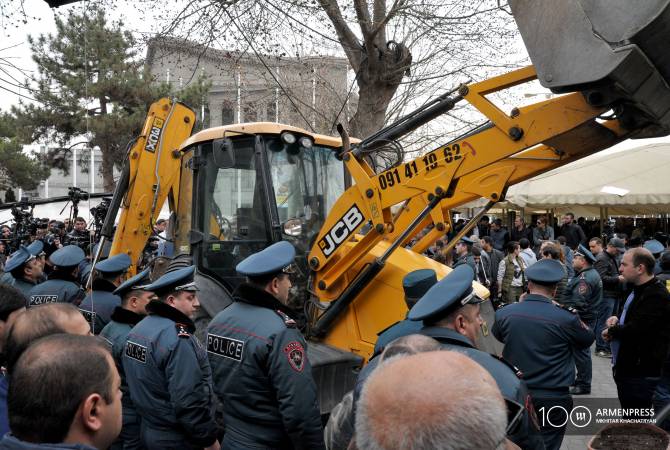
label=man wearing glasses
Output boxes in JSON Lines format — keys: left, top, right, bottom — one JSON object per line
{"left": 493, "top": 258, "right": 595, "bottom": 450}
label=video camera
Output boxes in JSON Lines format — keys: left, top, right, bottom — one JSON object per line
{"left": 68, "top": 186, "right": 89, "bottom": 204}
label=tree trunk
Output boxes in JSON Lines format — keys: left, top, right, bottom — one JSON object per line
{"left": 101, "top": 144, "right": 115, "bottom": 193}
{"left": 349, "top": 41, "right": 411, "bottom": 140}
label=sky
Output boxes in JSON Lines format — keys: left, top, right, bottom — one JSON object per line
{"left": 1, "top": 0, "right": 669, "bottom": 159}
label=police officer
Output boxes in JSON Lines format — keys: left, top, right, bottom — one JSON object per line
{"left": 493, "top": 259, "right": 595, "bottom": 450}
{"left": 563, "top": 244, "right": 602, "bottom": 395}
{"left": 0, "top": 240, "right": 45, "bottom": 288}
{"left": 28, "top": 245, "right": 86, "bottom": 307}
{"left": 206, "top": 241, "right": 325, "bottom": 450}
{"left": 79, "top": 253, "right": 131, "bottom": 334}
{"left": 644, "top": 239, "right": 665, "bottom": 274}
{"left": 373, "top": 269, "right": 437, "bottom": 356}
{"left": 408, "top": 265, "right": 545, "bottom": 450}
{"left": 123, "top": 265, "right": 219, "bottom": 450}
{"left": 452, "top": 236, "right": 477, "bottom": 274}
{"left": 100, "top": 268, "right": 153, "bottom": 450}
{"left": 2, "top": 244, "right": 44, "bottom": 298}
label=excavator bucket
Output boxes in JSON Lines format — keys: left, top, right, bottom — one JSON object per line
{"left": 510, "top": 0, "right": 670, "bottom": 137}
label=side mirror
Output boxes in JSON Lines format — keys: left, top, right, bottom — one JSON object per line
{"left": 283, "top": 218, "right": 303, "bottom": 237}
{"left": 213, "top": 138, "right": 235, "bottom": 168}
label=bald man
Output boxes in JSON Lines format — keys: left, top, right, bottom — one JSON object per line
{"left": 5, "top": 303, "right": 91, "bottom": 374}
{"left": 356, "top": 351, "right": 509, "bottom": 450}
{"left": 326, "top": 334, "right": 442, "bottom": 450}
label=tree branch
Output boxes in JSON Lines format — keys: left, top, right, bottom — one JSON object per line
{"left": 316, "top": 0, "right": 363, "bottom": 69}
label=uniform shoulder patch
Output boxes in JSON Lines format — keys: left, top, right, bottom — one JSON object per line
{"left": 274, "top": 310, "right": 296, "bottom": 328}
{"left": 175, "top": 323, "right": 191, "bottom": 338}
{"left": 578, "top": 280, "right": 589, "bottom": 295}
{"left": 283, "top": 341, "right": 305, "bottom": 372}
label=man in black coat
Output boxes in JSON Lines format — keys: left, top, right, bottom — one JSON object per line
{"left": 593, "top": 238, "right": 625, "bottom": 357}
{"left": 602, "top": 248, "right": 670, "bottom": 412}
{"left": 558, "top": 212, "right": 586, "bottom": 250}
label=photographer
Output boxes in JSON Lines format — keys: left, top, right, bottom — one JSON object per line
{"left": 64, "top": 217, "right": 91, "bottom": 252}
{"left": 44, "top": 221, "right": 65, "bottom": 257}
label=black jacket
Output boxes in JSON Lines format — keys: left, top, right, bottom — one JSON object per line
{"left": 608, "top": 277, "right": 670, "bottom": 377}
{"left": 510, "top": 226, "right": 533, "bottom": 245}
{"left": 559, "top": 223, "right": 586, "bottom": 250}
{"left": 594, "top": 251, "right": 622, "bottom": 299}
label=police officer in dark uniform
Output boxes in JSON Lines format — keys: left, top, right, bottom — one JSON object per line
{"left": 123, "top": 266, "right": 219, "bottom": 450}
{"left": 452, "top": 236, "right": 477, "bottom": 274}
{"left": 563, "top": 244, "right": 602, "bottom": 395}
{"left": 493, "top": 259, "right": 595, "bottom": 450}
{"left": 206, "top": 241, "right": 325, "bottom": 450}
{"left": 408, "top": 265, "right": 545, "bottom": 450}
{"left": 100, "top": 268, "right": 153, "bottom": 450}
{"left": 3, "top": 244, "right": 44, "bottom": 299}
{"left": 79, "top": 253, "right": 131, "bottom": 334}
{"left": 0, "top": 241, "right": 45, "bottom": 289}
{"left": 28, "top": 245, "right": 86, "bottom": 307}
{"left": 373, "top": 269, "right": 437, "bottom": 356}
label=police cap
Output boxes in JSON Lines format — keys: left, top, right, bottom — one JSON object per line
{"left": 4, "top": 246, "right": 35, "bottom": 273}
{"left": 143, "top": 265, "right": 198, "bottom": 297}
{"left": 607, "top": 238, "right": 626, "bottom": 253}
{"left": 643, "top": 239, "right": 665, "bottom": 255}
{"left": 403, "top": 269, "right": 437, "bottom": 302}
{"left": 408, "top": 265, "right": 484, "bottom": 322}
{"left": 49, "top": 245, "right": 86, "bottom": 268}
{"left": 113, "top": 268, "right": 152, "bottom": 297}
{"left": 525, "top": 259, "right": 564, "bottom": 285}
{"left": 236, "top": 241, "right": 296, "bottom": 277}
{"left": 95, "top": 253, "right": 131, "bottom": 275}
{"left": 26, "top": 240, "right": 44, "bottom": 256}
{"left": 458, "top": 236, "right": 476, "bottom": 246}
{"left": 574, "top": 244, "right": 597, "bottom": 264}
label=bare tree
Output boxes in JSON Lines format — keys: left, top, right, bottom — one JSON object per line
{"left": 132, "top": 1, "right": 520, "bottom": 146}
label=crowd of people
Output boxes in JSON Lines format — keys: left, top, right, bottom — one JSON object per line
{"left": 0, "top": 210, "right": 667, "bottom": 449}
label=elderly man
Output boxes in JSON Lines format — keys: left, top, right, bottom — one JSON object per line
{"left": 207, "top": 241, "right": 325, "bottom": 450}
{"left": 494, "top": 259, "right": 595, "bottom": 450}
{"left": 409, "top": 265, "right": 544, "bottom": 449}
{"left": 355, "top": 350, "right": 509, "bottom": 450}
{"left": 1, "top": 334, "right": 122, "bottom": 450}
{"left": 603, "top": 248, "right": 670, "bottom": 412}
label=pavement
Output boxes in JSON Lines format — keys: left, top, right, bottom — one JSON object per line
{"left": 560, "top": 346, "right": 619, "bottom": 450}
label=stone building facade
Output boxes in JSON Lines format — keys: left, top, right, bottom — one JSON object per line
{"left": 145, "top": 37, "right": 353, "bottom": 135}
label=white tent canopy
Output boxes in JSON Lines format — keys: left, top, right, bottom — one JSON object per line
{"left": 467, "top": 143, "right": 670, "bottom": 217}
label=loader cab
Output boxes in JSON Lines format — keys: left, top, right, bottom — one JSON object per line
{"left": 175, "top": 124, "right": 347, "bottom": 300}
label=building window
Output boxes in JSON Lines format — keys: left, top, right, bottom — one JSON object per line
{"left": 222, "top": 103, "right": 234, "bottom": 125}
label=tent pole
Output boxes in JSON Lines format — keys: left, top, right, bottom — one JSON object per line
{"left": 599, "top": 207, "right": 605, "bottom": 237}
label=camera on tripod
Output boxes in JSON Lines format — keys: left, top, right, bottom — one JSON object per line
{"left": 68, "top": 186, "right": 89, "bottom": 204}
